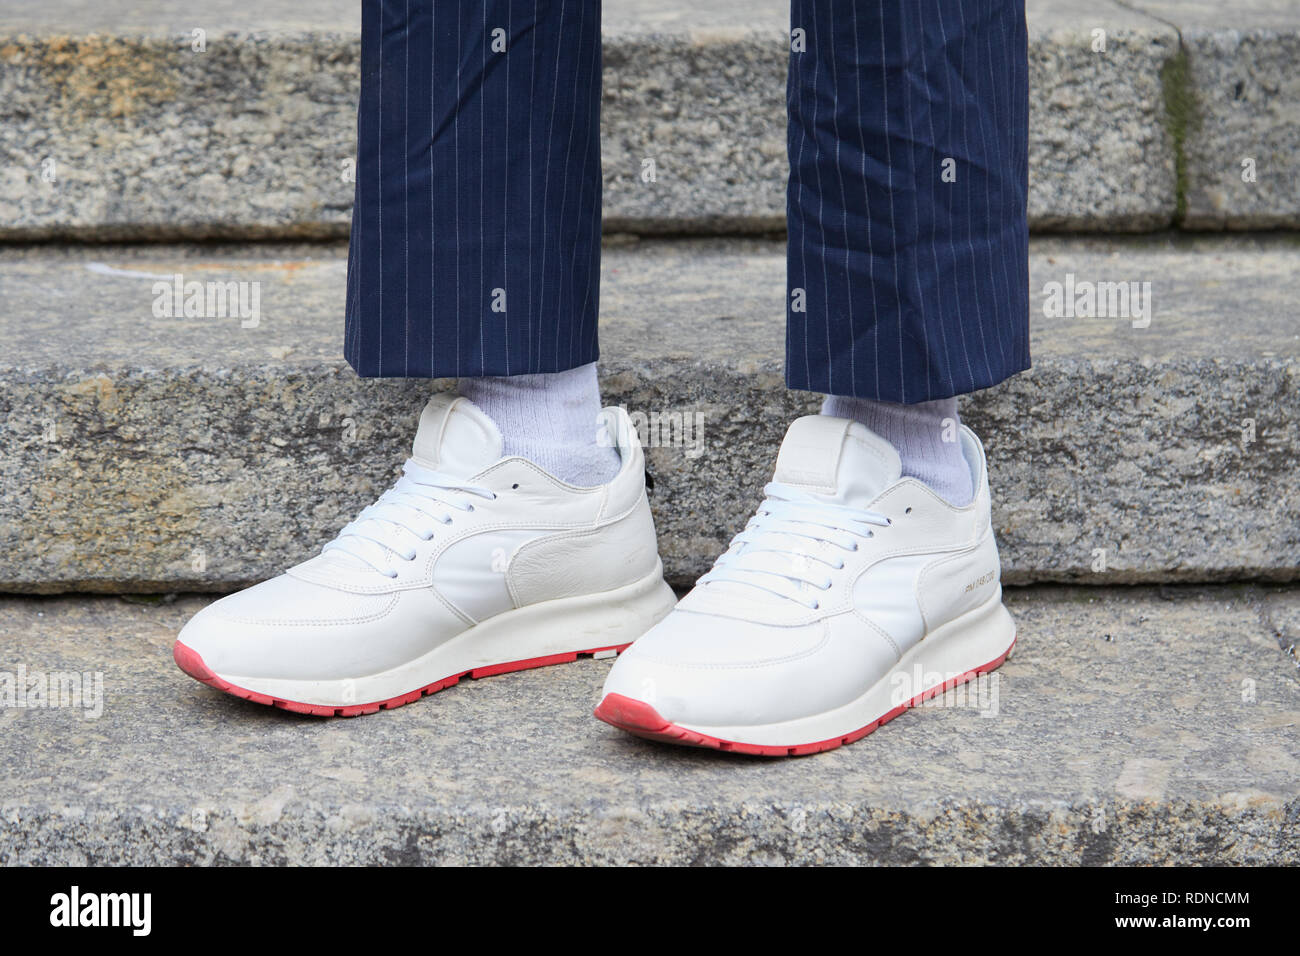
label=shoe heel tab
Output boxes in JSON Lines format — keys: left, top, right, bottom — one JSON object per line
{"left": 597, "top": 405, "right": 645, "bottom": 471}
{"left": 959, "top": 424, "right": 993, "bottom": 508}
{"left": 593, "top": 406, "right": 651, "bottom": 516}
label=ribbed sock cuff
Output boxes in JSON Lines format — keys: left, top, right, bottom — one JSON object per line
{"left": 820, "top": 395, "right": 973, "bottom": 506}
{"left": 457, "top": 363, "right": 621, "bottom": 486}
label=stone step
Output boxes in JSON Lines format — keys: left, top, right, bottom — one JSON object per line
{"left": 2, "top": 585, "right": 1297, "bottom": 864}
{"left": 0, "top": 0, "right": 1294, "bottom": 238}
{"left": 1, "top": 234, "right": 1297, "bottom": 592}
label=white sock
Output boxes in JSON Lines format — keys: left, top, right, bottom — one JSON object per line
{"left": 457, "top": 362, "right": 621, "bottom": 486}
{"left": 820, "top": 395, "right": 974, "bottom": 506}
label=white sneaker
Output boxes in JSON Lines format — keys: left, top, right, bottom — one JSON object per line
{"left": 174, "top": 395, "right": 676, "bottom": 715}
{"left": 595, "top": 414, "right": 1016, "bottom": 756}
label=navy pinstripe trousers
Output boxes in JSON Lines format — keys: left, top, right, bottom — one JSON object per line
{"left": 345, "top": 0, "right": 1030, "bottom": 403}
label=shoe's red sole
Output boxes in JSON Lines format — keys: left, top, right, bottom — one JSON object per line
{"left": 173, "top": 640, "right": 630, "bottom": 717}
{"left": 593, "top": 638, "right": 1015, "bottom": 757}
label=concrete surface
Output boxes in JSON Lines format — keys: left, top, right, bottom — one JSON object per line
{"left": 1129, "top": 0, "right": 1300, "bottom": 229}
{"left": 1, "top": 585, "right": 1297, "bottom": 865}
{"left": 0, "top": 0, "right": 1215, "bottom": 238}
{"left": 1, "top": 235, "right": 1297, "bottom": 592}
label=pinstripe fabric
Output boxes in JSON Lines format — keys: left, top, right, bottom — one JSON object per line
{"left": 786, "top": 0, "right": 1030, "bottom": 402}
{"left": 345, "top": 0, "right": 602, "bottom": 379}
{"left": 345, "top": 0, "right": 1029, "bottom": 403}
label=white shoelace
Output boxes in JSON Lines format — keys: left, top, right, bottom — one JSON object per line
{"left": 697, "top": 481, "right": 891, "bottom": 609}
{"left": 321, "top": 459, "right": 497, "bottom": 576}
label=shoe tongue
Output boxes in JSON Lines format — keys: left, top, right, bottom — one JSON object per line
{"left": 772, "top": 415, "right": 901, "bottom": 507}
{"left": 410, "top": 394, "right": 504, "bottom": 477}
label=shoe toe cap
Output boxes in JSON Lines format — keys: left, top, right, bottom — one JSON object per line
{"left": 174, "top": 575, "right": 398, "bottom": 679}
{"left": 601, "top": 608, "right": 844, "bottom": 729}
